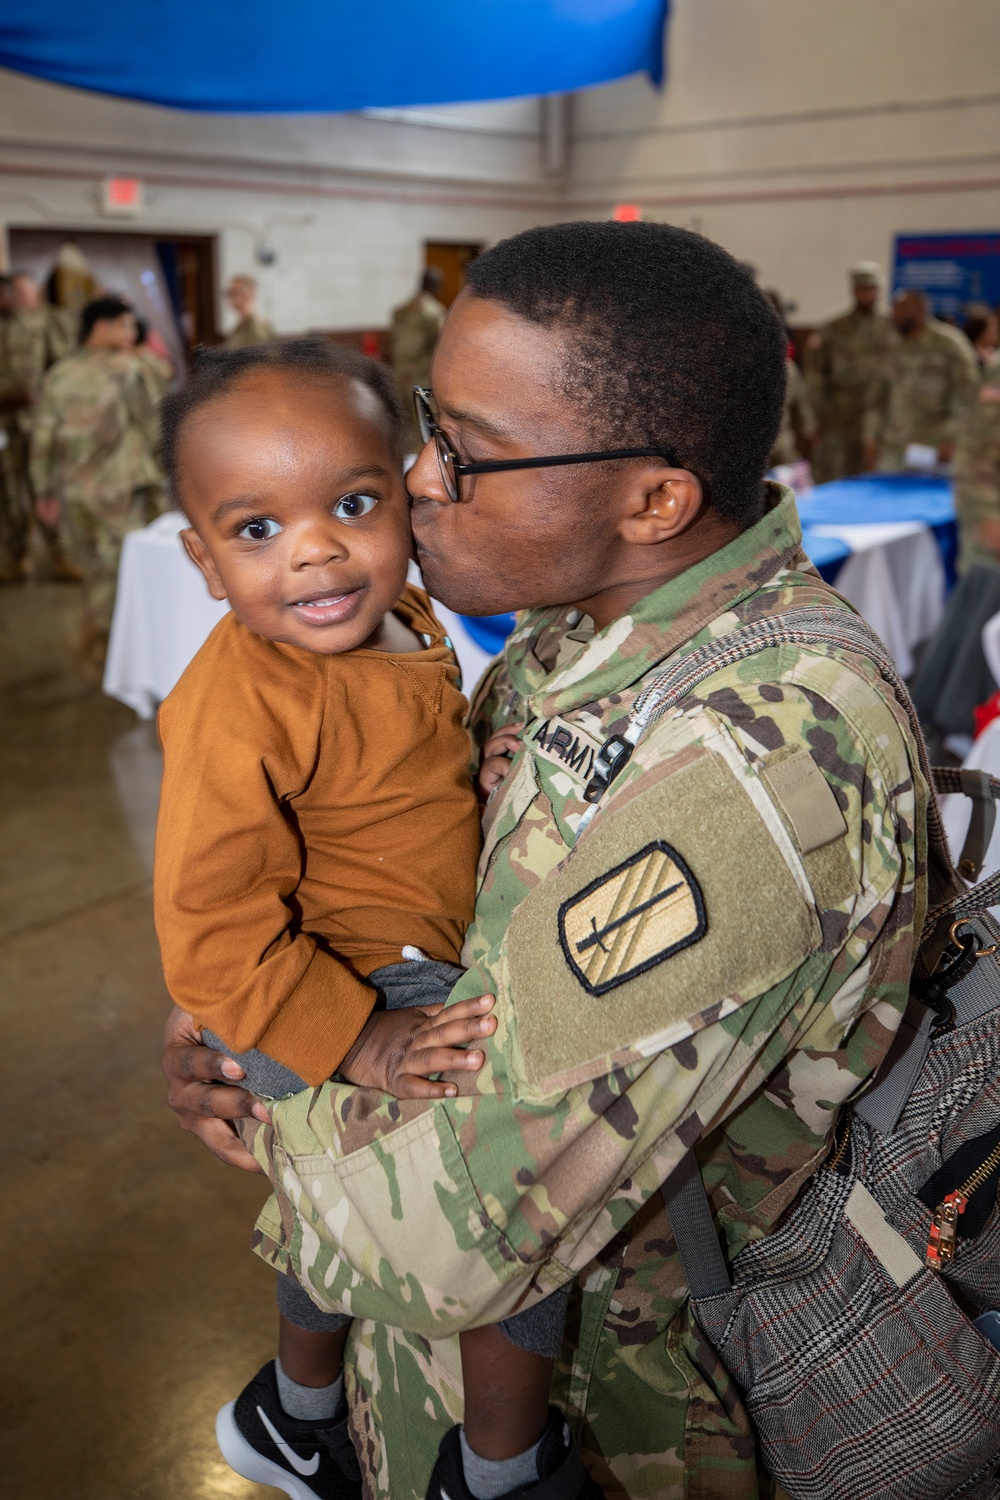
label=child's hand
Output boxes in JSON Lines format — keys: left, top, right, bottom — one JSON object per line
{"left": 478, "top": 724, "right": 523, "bottom": 800}
{"left": 339, "top": 993, "right": 497, "bottom": 1099}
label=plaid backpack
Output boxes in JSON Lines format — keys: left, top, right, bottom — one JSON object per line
{"left": 587, "top": 605, "right": 1000, "bottom": 1500}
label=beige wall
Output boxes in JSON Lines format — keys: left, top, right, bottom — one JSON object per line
{"left": 2, "top": 0, "right": 999, "bottom": 332}
{"left": 567, "top": 0, "right": 1000, "bottom": 322}
{"left": 0, "top": 70, "right": 557, "bottom": 332}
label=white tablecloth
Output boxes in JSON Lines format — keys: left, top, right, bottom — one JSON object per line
{"left": 103, "top": 512, "right": 496, "bottom": 718}
{"left": 103, "top": 512, "right": 229, "bottom": 719}
{"left": 807, "top": 521, "right": 945, "bottom": 678}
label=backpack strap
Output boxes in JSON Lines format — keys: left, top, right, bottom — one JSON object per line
{"left": 610, "top": 604, "right": 1000, "bottom": 1296}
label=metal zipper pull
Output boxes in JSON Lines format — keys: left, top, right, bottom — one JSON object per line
{"left": 926, "top": 1191, "right": 968, "bottom": 1269}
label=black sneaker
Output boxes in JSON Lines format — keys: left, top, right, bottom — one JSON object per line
{"left": 425, "top": 1405, "right": 606, "bottom": 1499}
{"left": 215, "top": 1360, "right": 362, "bottom": 1500}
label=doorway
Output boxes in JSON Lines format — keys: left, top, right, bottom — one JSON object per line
{"left": 423, "top": 242, "right": 483, "bottom": 308}
{"left": 7, "top": 228, "right": 219, "bottom": 370}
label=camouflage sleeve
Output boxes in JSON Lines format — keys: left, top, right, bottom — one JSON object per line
{"left": 788, "top": 361, "right": 818, "bottom": 447}
{"left": 954, "top": 385, "right": 1000, "bottom": 542}
{"left": 466, "top": 653, "right": 518, "bottom": 753}
{"left": 943, "top": 340, "right": 980, "bottom": 445}
{"left": 28, "top": 373, "right": 59, "bottom": 497}
{"left": 801, "top": 332, "right": 829, "bottom": 421}
{"left": 124, "top": 360, "right": 161, "bottom": 460}
{"left": 244, "top": 657, "right": 921, "bottom": 1340}
{"left": 861, "top": 367, "right": 889, "bottom": 447}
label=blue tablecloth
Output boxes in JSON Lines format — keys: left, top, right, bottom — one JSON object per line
{"left": 798, "top": 473, "right": 958, "bottom": 587}
{"left": 797, "top": 473, "right": 954, "bottom": 529}
{"left": 799, "top": 529, "right": 852, "bottom": 583}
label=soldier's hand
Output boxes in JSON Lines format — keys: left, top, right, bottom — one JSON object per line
{"left": 339, "top": 994, "right": 497, "bottom": 1099}
{"left": 861, "top": 440, "right": 879, "bottom": 472}
{"left": 162, "top": 1005, "right": 266, "bottom": 1173}
{"left": 937, "top": 440, "right": 954, "bottom": 464}
{"left": 35, "top": 497, "right": 61, "bottom": 528}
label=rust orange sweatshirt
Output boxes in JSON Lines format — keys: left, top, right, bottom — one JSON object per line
{"left": 154, "top": 585, "right": 480, "bottom": 1085}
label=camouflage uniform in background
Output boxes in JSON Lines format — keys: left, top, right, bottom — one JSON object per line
{"left": 767, "top": 359, "right": 816, "bottom": 468}
{"left": 952, "top": 361, "right": 1000, "bottom": 573}
{"left": 803, "top": 306, "right": 894, "bottom": 481}
{"left": 224, "top": 313, "right": 274, "bottom": 350}
{"left": 864, "top": 318, "right": 979, "bottom": 471}
{"left": 243, "top": 485, "right": 927, "bottom": 1499}
{"left": 29, "top": 349, "right": 162, "bottom": 670}
{"left": 0, "top": 304, "right": 79, "bottom": 575}
{"left": 134, "top": 344, "right": 174, "bottom": 405}
{"left": 389, "top": 290, "right": 447, "bottom": 450}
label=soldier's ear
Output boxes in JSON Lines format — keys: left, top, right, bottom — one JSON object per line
{"left": 181, "top": 527, "right": 228, "bottom": 601}
{"left": 618, "top": 468, "right": 703, "bottom": 547}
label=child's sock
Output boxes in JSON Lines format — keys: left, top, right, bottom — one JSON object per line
{"left": 458, "top": 1427, "right": 543, "bottom": 1499}
{"left": 274, "top": 1357, "right": 345, "bottom": 1423}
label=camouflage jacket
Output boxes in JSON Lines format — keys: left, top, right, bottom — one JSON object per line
{"left": 224, "top": 313, "right": 274, "bottom": 350}
{"left": 864, "top": 319, "right": 978, "bottom": 466}
{"left": 768, "top": 359, "right": 816, "bottom": 467}
{"left": 0, "top": 306, "right": 77, "bottom": 415}
{"left": 29, "top": 349, "right": 160, "bottom": 511}
{"left": 953, "top": 361, "right": 1000, "bottom": 572}
{"left": 802, "top": 306, "right": 894, "bottom": 430}
{"left": 389, "top": 291, "right": 447, "bottom": 390}
{"left": 245, "top": 486, "right": 927, "bottom": 1499}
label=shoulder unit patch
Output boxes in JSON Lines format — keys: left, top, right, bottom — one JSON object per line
{"left": 558, "top": 840, "right": 706, "bottom": 996}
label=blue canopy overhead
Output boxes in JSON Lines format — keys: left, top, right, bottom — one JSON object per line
{"left": 0, "top": 1, "right": 668, "bottom": 113}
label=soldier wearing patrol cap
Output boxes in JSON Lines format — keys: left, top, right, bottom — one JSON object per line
{"left": 164, "top": 222, "right": 927, "bottom": 1500}
{"left": 803, "top": 261, "right": 895, "bottom": 482}
{"left": 864, "top": 288, "right": 979, "bottom": 471}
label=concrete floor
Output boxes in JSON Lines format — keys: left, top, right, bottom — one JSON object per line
{"left": 0, "top": 581, "right": 276, "bottom": 1498}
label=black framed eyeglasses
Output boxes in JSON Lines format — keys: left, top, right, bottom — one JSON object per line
{"left": 413, "top": 387, "right": 678, "bottom": 503}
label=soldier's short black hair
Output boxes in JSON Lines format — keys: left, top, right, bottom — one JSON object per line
{"left": 464, "top": 221, "right": 787, "bottom": 527}
{"left": 80, "top": 296, "right": 134, "bottom": 343}
{"left": 160, "top": 337, "right": 405, "bottom": 496}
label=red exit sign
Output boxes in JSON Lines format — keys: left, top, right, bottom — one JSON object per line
{"left": 101, "top": 177, "right": 144, "bottom": 215}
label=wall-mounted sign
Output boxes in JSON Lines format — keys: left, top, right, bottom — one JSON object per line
{"left": 101, "top": 177, "right": 144, "bottom": 215}
{"left": 893, "top": 232, "right": 1000, "bottom": 320}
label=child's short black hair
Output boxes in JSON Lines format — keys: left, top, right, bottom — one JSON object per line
{"left": 464, "top": 221, "right": 787, "bottom": 526}
{"left": 80, "top": 296, "right": 133, "bottom": 344}
{"left": 160, "top": 338, "right": 406, "bottom": 497}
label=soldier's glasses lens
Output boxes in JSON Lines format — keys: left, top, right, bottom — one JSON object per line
{"left": 435, "top": 434, "right": 458, "bottom": 501}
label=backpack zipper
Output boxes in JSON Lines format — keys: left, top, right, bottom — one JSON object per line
{"left": 926, "top": 1139, "right": 1000, "bottom": 1269}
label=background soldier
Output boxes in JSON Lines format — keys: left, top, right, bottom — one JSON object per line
{"left": 223, "top": 274, "right": 274, "bottom": 349}
{"left": 0, "top": 270, "right": 81, "bottom": 580}
{"left": 30, "top": 296, "right": 162, "bottom": 677}
{"left": 768, "top": 357, "right": 817, "bottom": 468}
{"left": 133, "top": 317, "right": 175, "bottom": 404}
{"left": 952, "top": 359, "right": 1000, "bottom": 573}
{"left": 803, "top": 262, "right": 894, "bottom": 481}
{"left": 389, "top": 266, "right": 447, "bottom": 449}
{"left": 864, "top": 288, "right": 979, "bottom": 471}
{"left": 0, "top": 272, "right": 30, "bottom": 581}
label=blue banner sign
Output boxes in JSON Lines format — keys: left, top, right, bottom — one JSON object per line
{"left": 893, "top": 232, "right": 1000, "bottom": 320}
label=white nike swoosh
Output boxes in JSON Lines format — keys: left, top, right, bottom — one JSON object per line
{"left": 257, "top": 1405, "right": 321, "bottom": 1477}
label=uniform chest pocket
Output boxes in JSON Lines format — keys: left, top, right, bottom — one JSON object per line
{"left": 478, "top": 753, "right": 538, "bottom": 881}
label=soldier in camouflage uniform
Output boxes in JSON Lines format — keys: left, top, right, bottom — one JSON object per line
{"left": 224, "top": 274, "right": 274, "bottom": 349}
{"left": 767, "top": 358, "right": 816, "bottom": 468}
{"left": 163, "top": 223, "right": 926, "bottom": 1500}
{"left": 952, "top": 358, "right": 1000, "bottom": 573}
{"left": 30, "top": 296, "right": 162, "bottom": 674}
{"left": 0, "top": 271, "right": 81, "bottom": 579}
{"left": 389, "top": 268, "right": 447, "bottom": 451}
{"left": 802, "top": 263, "right": 895, "bottom": 482}
{"left": 864, "top": 289, "right": 979, "bottom": 471}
